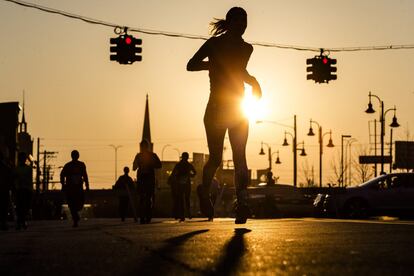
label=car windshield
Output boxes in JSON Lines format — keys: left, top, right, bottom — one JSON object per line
{"left": 357, "top": 175, "right": 388, "bottom": 187}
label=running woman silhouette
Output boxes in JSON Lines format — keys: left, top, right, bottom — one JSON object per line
{"left": 187, "top": 7, "right": 262, "bottom": 224}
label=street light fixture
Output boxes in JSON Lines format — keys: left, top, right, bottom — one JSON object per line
{"left": 297, "top": 141, "right": 307, "bottom": 156}
{"left": 346, "top": 138, "right": 357, "bottom": 186}
{"left": 365, "top": 92, "right": 400, "bottom": 174}
{"left": 257, "top": 115, "right": 302, "bottom": 187}
{"left": 283, "top": 132, "right": 307, "bottom": 186}
{"left": 274, "top": 151, "right": 282, "bottom": 164}
{"left": 307, "top": 119, "right": 335, "bottom": 187}
{"left": 259, "top": 142, "right": 266, "bottom": 156}
{"left": 259, "top": 142, "right": 273, "bottom": 172}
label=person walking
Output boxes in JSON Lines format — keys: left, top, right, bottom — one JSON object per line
{"left": 13, "top": 152, "right": 33, "bottom": 230}
{"left": 113, "top": 166, "right": 136, "bottom": 222}
{"left": 170, "top": 152, "right": 196, "bottom": 222}
{"left": 187, "top": 7, "right": 261, "bottom": 224}
{"left": 132, "top": 140, "right": 162, "bottom": 224}
{"left": 60, "top": 150, "right": 89, "bottom": 227}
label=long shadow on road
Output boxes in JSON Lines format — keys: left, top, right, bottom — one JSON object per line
{"left": 207, "top": 228, "right": 251, "bottom": 275}
{"left": 134, "top": 229, "right": 209, "bottom": 275}
{"left": 133, "top": 228, "right": 252, "bottom": 275}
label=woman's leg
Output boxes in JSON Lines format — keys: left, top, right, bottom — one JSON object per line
{"left": 228, "top": 119, "right": 250, "bottom": 223}
{"left": 199, "top": 116, "right": 226, "bottom": 218}
{"left": 202, "top": 122, "right": 226, "bottom": 190}
{"left": 228, "top": 119, "right": 249, "bottom": 193}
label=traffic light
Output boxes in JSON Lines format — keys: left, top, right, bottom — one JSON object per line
{"left": 110, "top": 34, "right": 142, "bottom": 64}
{"left": 326, "top": 57, "right": 337, "bottom": 82}
{"left": 306, "top": 57, "right": 322, "bottom": 83}
{"left": 306, "top": 54, "right": 337, "bottom": 83}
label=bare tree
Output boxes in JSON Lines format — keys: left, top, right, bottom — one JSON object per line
{"left": 352, "top": 145, "right": 374, "bottom": 184}
{"left": 328, "top": 151, "right": 348, "bottom": 187}
{"left": 300, "top": 159, "right": 315, "bottom": 187}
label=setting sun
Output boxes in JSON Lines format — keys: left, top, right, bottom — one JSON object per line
{"left": 242, "top": 86, "right": 268, "bottom": 122}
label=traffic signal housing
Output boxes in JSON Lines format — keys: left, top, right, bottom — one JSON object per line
{"left": 326, "top": 57, "right": 337, "bottom": 82}
{"left": 110, "top": 34, "right": 142, "bottom": 64}
{"left": 306, "top": 55, "right": 337, "bottom": 83}
{"left": 306, "top": 57, "right": 322, "bottom": 83}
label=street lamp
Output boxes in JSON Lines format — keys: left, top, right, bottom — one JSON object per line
{"left": 259, "top": 142, "right": 272, "bottom": 172}
{"left": 307, "top": 119, "right": 335, "bottom": 187}
{"left": 257, "top": 115, "right": 299, "bottom": 187}
{"left": 365, "top": 92, "right": 400, "bottom": 174}
{"left": 109, "top": 144, "right": 122, "bottom": 182}
{"left": 341, "top": 135, "right": 351, "bottom": 187}
{"left": 259, "top": 142, "right": 282, "bottom": 172}
{"left": 297, "top": 141, "right": 307, "bottom": 156}
{"left": 283, "top": 133, "right": 307, "bottom": 186}
{"left": 273, "top": 151, "right": 282, "bottom": 164}
{"left": 346, "top": 138, "right": 357, "bottom": 186}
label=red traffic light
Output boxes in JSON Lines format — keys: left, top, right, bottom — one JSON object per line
{"left": 322, "top": 57, "right": 328, "bottom": 64}
{"left": 125, "top": 37, "right": 132, "bottom": 45}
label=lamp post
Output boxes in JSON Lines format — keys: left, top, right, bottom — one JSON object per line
{"left": 365, "top": 92, "right": 400, "bottom": 174}
{"left": 283, "top": 135, "right": 307, "bottom": 187}
{"left": 257, "top": 115, "right": 302, "bottom": 187}
{"left": 273, "top": 150, "right": 282, "bottom": 165}
{"left": 307, "top": 119, "right": 335, "bottom": 187}
{"left": 109, "top": 144, "right": 122, "bottom": 182}
{"left": 257, "top": 115, "right": 299, "bottom": 186}
{"left": 346, "top": 138, "right": 357, "bottom": 186}
{"left": 259, "top": 142, "right": 282, "bottom": 172}
{"left": 259, "top": 142, "right": 272, "bottom": 172}
{"left": 341, "top": 135, "right": 351, "bottom": 187}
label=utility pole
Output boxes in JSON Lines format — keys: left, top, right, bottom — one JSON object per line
{"left": 36, "top": 138, "right": 41, "bottom": 193}
{"left": 41, "top": 150, "right": 58, "bottom": 191}
{"left": 293, "top": 115, "right": 297, "bottom": 188}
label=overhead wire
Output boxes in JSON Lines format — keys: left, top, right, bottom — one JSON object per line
{"left": 4, "top": 0, "right": 414, "bottom": 53}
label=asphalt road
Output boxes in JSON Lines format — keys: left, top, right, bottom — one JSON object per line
{"left": 1, "top": 217, "right": 414, "bottom": 275}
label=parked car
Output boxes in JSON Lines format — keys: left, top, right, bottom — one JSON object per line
{"left": 313, "top": 173, "right": 414, "bottom": 218}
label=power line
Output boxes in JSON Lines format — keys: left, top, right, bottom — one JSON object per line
{"left": 4, "top": 0, "right": 414, "bottom": 53}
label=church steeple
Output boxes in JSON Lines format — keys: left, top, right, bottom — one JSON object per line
{"left": 19, "top": 90, "right": 27, "bottom": 133}
{"left": 141, "top": 94, "right": 153, "bottom": 150}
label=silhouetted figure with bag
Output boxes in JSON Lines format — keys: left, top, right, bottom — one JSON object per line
{"left": 60, "top": 150, "right": 89, "bottom": 227}
{"left": 0, "top": 151, "right": 12, "bottom": 230}
{"left": 170, "top": 152, "right": 196, "bottom": 222}
{"left": 187, "top": 7, "right": 262, "bottom": 224}
{"left": 113, "top": 166, "right": 136, "bottom": 222}
{"left": 13, "top": 152, "right": 33, "bottom": 230}
{"left": 133, "top": 140, "right": 161, "bottom": 224}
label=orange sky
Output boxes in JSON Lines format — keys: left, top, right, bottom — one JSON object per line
{"left": 1, "top": 0, "right": 414, "bottom": 188}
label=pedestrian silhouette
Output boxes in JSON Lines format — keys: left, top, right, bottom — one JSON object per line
{"left": 60, "top": 150, "right": 89, "bottom": 227}
{"left": 0, "top": 151, "right": 13, "bottom": 231}
{"left": 13, "top": 152, "right": 33, "bottom": 230}
{"left": 187, "top": 7, "right": 262, "bottom": 224}
{"left": 132, "top": 140, "right": 162, "bottom": 224}
{"left": 170, "top": 152, "right": 196, "bottom": 222}
{"left": 266, "top": 171, "right": 275, "bottom": 186}
{"left": 113, "top": 166, "right": 136, "bottom": 222}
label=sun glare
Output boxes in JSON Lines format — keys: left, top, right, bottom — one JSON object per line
{"left": 242, "top": 86, "right": 268, "bottom": 122}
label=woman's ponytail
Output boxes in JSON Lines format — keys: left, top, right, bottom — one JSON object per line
{"left": 209, "top": 18, "right": 227, "bottom": 37}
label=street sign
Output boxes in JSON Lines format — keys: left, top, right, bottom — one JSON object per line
{"left": 359, "top": 155, "right": 392, "bottom": 164}
{"left": 395, "top": 141, "right": 414, "bottom": 169}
